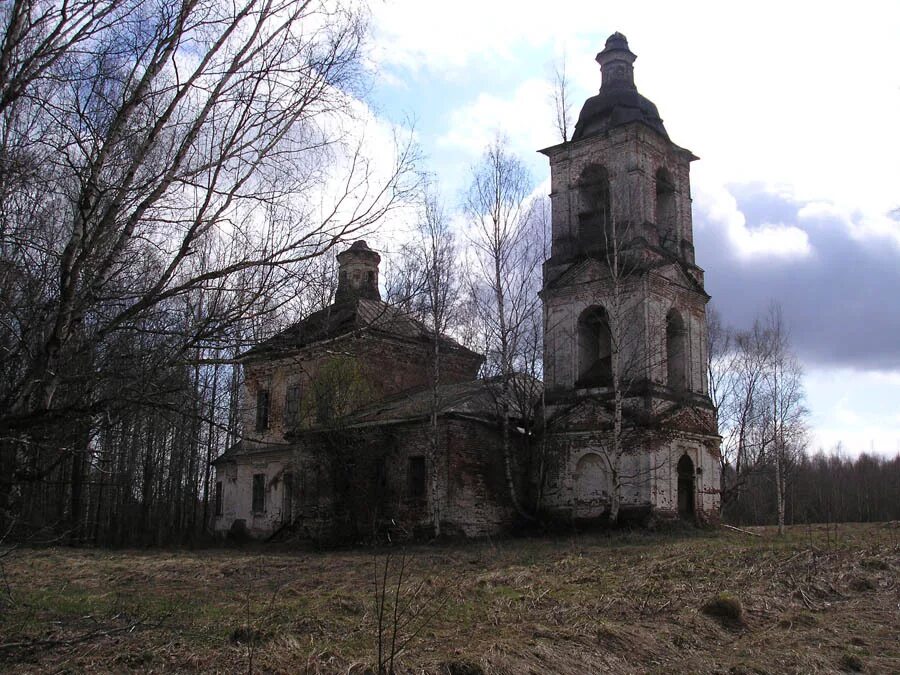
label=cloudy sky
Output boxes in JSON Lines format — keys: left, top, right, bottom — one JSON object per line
{"left": 362, "top": 0, "right": 900, "bottom": 456}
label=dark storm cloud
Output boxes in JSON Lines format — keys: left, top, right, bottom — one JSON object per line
{"left": 694, "top": 184, "right": 900, "bottom": 371}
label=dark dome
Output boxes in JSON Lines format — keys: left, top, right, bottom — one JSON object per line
{"left": 571, "top": 88, "right": 668, "bottom": 141}
{"left": 604, "top": 32, "right": 629, "bottom": 51}
{"left": 571, "top": 33, "right": 668, "bottom": 142}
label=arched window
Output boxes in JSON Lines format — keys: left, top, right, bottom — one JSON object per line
{"left": 655, "top": 168, "right": 676, "bottom": 247}
{"left": 577, "top": 164, "right": 611, "bottom": 248}
{"left": 677, "top": 454, "right": 695, "bottom": 518}
{"left": 666, "top": 309, "right": 687, "bottom": 391}
{"left": 577, "top": 306, "right": 612, "bottom": 387}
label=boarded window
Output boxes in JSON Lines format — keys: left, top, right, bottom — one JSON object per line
{"left": 285, "top": 385, "right": 301, "bottom": 426}
{"left": 214, "top": 481, "right": 223, "bottom": 516}
{"left": 407, "top": 456, "right": 426, "bottom": 500}
{"left": 252, "top": 473, "right": 266, "bottom": 513}
{"left": 255, "top": 389, "right": 270, "bottom": 431}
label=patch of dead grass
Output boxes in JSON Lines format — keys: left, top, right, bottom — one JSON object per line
{"left": 0, "top": 523, "right": 898, "bottom": 673}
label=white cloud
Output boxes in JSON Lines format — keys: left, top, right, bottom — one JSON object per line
{"left": 436, "top": 78, "right": 556, "bottom": 159}
{"left": 798, "top": 201, "right": 900, "bottom": 249}
{"left": 370, "top": 1, "right": 588, "bottom": 75}
{"left": 694, "top": 181, "right": 811, "bottom": 260}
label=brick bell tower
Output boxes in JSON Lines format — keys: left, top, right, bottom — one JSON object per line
{"left": 537, "top": 33, "right": 721, "bottom": 523}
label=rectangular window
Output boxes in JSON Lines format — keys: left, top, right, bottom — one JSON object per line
{"left": 282, "top": 472, "right": 294, "bottom": 522}
{"left": 407, "top": 456, "right": 426, "bottom": 500}
{"left": 302, "top": 468, "right": 318, "bottom": 505}
{"left": 255, "top": 389, "right": 270, "bottom": 431}
{"left": 374, "top": 457, "right": 386, "bottom": 494}
{"left": 214, "top": 481, "right": 223, "bottom": 516}
{"left": 252, "top": 473, "right": 266, "bottom": 513}
{"left": 285, "top": 385, "right": 301, "bottom": 426}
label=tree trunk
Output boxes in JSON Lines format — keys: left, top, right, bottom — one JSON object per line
{"left": 775, "top": 451, "right": 785, "bottom": 535}
{"left": 429, "top": 331, "right": 441, "bottom": 537}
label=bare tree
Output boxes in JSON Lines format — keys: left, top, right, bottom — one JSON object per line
{"left": 0, "top": 0, "right": 419, "bottom": 540}
{"left": 464, "top": 137, "right": 541, "bottom": 519}
{"left": 710, "top": 312, "right": 775, "bottom": 512}
{"left": 761, "top": 304, "right": 807, "bottom": 535}
{"left": 384, "top": 188, "right": 459, "bottom": 535}
{"left": 417, "top": 191, "right": 458, "bottom": 536}
{"left": 550, "top": 54, "right": 573, "bottom": 143}
{"left": 708, "top": 302, "right": 808, "bottom": 531}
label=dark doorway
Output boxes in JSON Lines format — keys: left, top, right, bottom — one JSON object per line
{"left": 677, "top": 454, "right": 695, "bottom": 519}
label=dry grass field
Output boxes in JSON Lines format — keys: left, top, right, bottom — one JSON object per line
{"left": 1, "top": 523, "right": 898, "bottom": 674}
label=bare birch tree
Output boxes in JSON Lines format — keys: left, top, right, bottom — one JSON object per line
{"left": 419, "top": 192, "right": 458, "bottom": 536}
{"left": 761, "top": 304, "right": 807, "bottom": 535}
{"left": 710, "top": 311, "right": 775, "bottom": 512}
{"left": 387, "top": 188, "right": 459, "bottom": 535}
{"left": 708, "top": 302, "right": 808, "bottom": 530}
{"left": 464, "top": 138, "right": 541, "bottom": 519}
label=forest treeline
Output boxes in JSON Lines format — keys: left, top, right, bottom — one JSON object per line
{"left": 726, "top": 450, "right": 900, "bottom": 527}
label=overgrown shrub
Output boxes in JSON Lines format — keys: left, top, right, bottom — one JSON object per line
{"left": 701, "top": 591, "right": 745, "bottom": 628}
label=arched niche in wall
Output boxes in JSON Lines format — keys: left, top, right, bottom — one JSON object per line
{"left": 574, "top": 452, "right": 609, "bottom": 501}
{"left": 577, "top": 164, "right": 611, "bottom": 249}
{"left": 577, "top": 306, "right": 612, "bottom": 387}
{"left": 666, "top": 309, "right": 687, "bottom": 391}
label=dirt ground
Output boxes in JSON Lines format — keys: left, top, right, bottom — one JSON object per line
{"left": 1, "top": 523, "right": 898, "bottom": 674}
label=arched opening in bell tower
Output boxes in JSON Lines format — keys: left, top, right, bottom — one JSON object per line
{"left": 666, "top": 309, "right": 687, "bottom": 391}
{"left": 655, "top": 168, "right": 676, "bottom": 248}
{"left": 577, "top": 164, "right": 611, "bottom": 249}
{"left": 577, "top": 306, "right": 612, "bottom": 387}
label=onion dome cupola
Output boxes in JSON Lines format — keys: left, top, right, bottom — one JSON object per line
{"left": 571, "top": 32, "right": 668, "bottom": 141}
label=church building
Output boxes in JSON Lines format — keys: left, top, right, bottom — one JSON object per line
{"left": 212, "top": 242, "right": 533, "bottom": 542}
{"left": 212, "top": 33, "right": 720, "bottom": 541}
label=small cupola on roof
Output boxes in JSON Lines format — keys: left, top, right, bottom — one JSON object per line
{"left": 335, "top": 240, "right": 381, "bottom": 303}
{"left": 571, "top": 32, "right": 668, "bottom": 141}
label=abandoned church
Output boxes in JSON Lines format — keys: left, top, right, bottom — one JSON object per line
{"left": 212, "top": 33, "right": 722, "bottom": 542}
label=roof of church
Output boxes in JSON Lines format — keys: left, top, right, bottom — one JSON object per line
{"left": 213, "top": 373, "right": 540, "bottom": 463}
{"left": 240, "top": 297, "right": 479, "bottom": 362}
{"left": 344, "top": 373, "right": 539, "bottom": 426}
{"left": 571, "top": 33, "right": 668, "bottom": 142}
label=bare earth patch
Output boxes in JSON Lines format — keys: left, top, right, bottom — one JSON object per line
{"left": 1, "top": 523, "right": 898, "bottom": 673}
